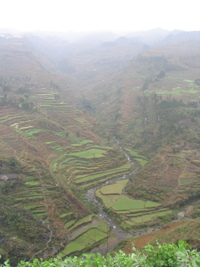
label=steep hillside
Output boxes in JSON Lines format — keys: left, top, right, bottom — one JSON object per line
{"left": 0, "top": 31, "right": 200, "bottom": 265}
{"left": 25, "top": 33, "right": 147, "bottom": 90}
{"left": 0, "top": 37, "right": 133, "bottom": 264}
{"left": 64, "top": 32, "right": 200, "bottom": 229}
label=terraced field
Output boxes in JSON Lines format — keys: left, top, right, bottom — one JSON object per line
{"left": 59, "top": 215, "right": 110, "bottom": 257}
{"left": 96, "top": 180, "right": 173, "bottom": 229}
{"left": 125, "top": 149, "right": 148, "bottom": 167}
{"left": 1, "top": 165, "right": 61, "bottom": 220}
{"left": 0, "top": 103, "right": 171, "bottom": 236}
{"left": 31, "top": 92, "right": 98, "bottom": 141}
{"left": 0, "top": 92, "right": 134, "bottom": 258}
{"left": 51, "top": 138, "right": 132, "bottom": 189}
{"left": 144, "top": 77, "right": 200, "bottom": 97}
{"left": 1, "top": 32, "right": 200, "bottom": 265}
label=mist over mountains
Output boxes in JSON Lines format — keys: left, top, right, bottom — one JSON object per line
{"left": 0, "top": 27, "right": 199, "bottom": 265}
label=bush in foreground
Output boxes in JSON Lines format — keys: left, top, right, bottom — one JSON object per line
{"left": 1, "top": 241, "right": 200, "bottom": 266}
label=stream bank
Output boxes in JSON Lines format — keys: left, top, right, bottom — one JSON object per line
{"left": 85, "top": 139, "right": 140, "bottom": 254}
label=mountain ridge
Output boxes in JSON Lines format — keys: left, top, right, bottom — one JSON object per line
{"left": 0, "top": 29, "right": 199, "bottom": 265}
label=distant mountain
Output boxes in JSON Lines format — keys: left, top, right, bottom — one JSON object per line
{"left": 77, "top": 31, "right": 119, "bottom": 44}
{"left": 126, "top": 28, "right": 171, "bottom": 45}
{"left": 0, "top": 28, "right": 21, "bottom": 36}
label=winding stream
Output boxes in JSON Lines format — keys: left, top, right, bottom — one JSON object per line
{"left": 85, "top": 138, "right": 192, "bottom": 254}
{"left": 85, "top": 138, "right": 140, "bottom": 254}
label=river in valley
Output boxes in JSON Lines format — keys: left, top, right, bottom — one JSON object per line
{"left": 84, "top": 138, "right": 195, "bottom": 255}
{"left": 85, "top": 139, "right": 148, "bottom": 254}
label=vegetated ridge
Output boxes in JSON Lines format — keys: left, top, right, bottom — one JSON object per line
{"left": 0, "top": 30, "right": 199, "bottom": 265}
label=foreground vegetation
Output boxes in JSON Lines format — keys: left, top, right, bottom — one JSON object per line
{"left": 1, "top": 241, "right": 200, "bottom": 266}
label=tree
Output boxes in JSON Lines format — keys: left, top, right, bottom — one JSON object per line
{"left": 7, "top": 157, "right": 19, "bottom": 172}
{"left": 141, "top": 81, "right": 149, "bottom": 91}
{"left": 157, "top": 70, "right": 165, "bottom": 79}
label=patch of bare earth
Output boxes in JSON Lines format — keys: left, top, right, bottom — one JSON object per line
{"left": 123, "top": 221, "right": 185, "bottom": 253}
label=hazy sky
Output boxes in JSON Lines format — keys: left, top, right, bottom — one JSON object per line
{"left": 1, "top": 0, "right": 199, "bottom": 33}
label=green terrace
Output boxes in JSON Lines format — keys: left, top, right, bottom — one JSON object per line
{"left": 1, "top": 171, "right": 66, "bottom": 221}
{"left": 0, "top": 114, "right": 24, "bottom": 124}
{"left": 125, "top": 148, "right": 148, "bottom": 167}
{"left": 95, "top": 180, "right": 173, "bottom": 228}
{"left": 100, "top": 179, "right": 129, "bottom": 195}
{"left": 144, "top": 79, "right": 200, "bottom": 96}
{"left": 2, "top": 175, "right": 47, "bottom": 219}
{"left": 59, "top": 216, "right": 109, "bottom": 257}
{"left": 34, "top": 93, "right": 59, "bottom": 99}
{"left": 69, "top": 148, "right": 107, "bottom": 159}
{"left": 32, "top": 94, "right": 92, "bottom": 136}
{"left": 75, "top": 162, "right": 131, "bottom": 185}
{"left": 125, "top": 210, "right": 173, "bottom": 226}
{"left": 11, "top": 123, "right": 45, "bottom": 139}
{"left": 66, "top": 214, "right": 94, "bottom": 232}
{"left": 72, "top": 140, "right": 94, "bottom": 146}
{"left": 96, "top": 191, "right": 160, "bottom": 212}
{"left": 35, "top": 93, "right": 77, "bottom": 111}
{"left": 60, "top": 228, "right": 107, "bottom": 257}
{"left": 50, "top": 140, "right": 133, "bottom": 188}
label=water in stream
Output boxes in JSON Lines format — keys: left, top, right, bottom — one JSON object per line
{"left": 85, "top": 138, "right": 139, "bottom": 254}
{"left": 85, "top": 138, "right": 186, "bottom": 254}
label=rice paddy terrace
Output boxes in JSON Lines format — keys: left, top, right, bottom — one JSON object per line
{"left": 0, "top": 33, "right": 200, "bottom": 264}
{"left": 0, "top": 37, "right": 134, "bottom": 260}
{"left": 0, "top": 91, "right": 135, "bottom": 260}
{"left": 96, "top": 180, "right": 172, "bottom": 229}
{"left": 0, "top": 84, "right": 182, "bottom": 261}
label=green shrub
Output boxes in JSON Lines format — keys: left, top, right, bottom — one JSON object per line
{"left": 0, "top": 241, "right": 199, "bottom": 266}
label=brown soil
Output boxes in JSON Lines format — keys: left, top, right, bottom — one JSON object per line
{"left": 123, "top": 221, "right": 185, "bottom": 253}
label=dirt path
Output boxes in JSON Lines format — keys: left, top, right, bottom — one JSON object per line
{"left": 123, "top": 221, "right": 186, "bottom": 253}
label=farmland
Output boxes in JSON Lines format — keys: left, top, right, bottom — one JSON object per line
{"left": 59, "top": 218, "right": 109, "bottom": 257}
{"left": 0, "top": 68, "right": 133, "bottom": 260}
{"left": 0, "top": 31, "right": 200, "bottom": 264}
{"left": 95, "top": 180, "right": 173, "bottom": 229}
